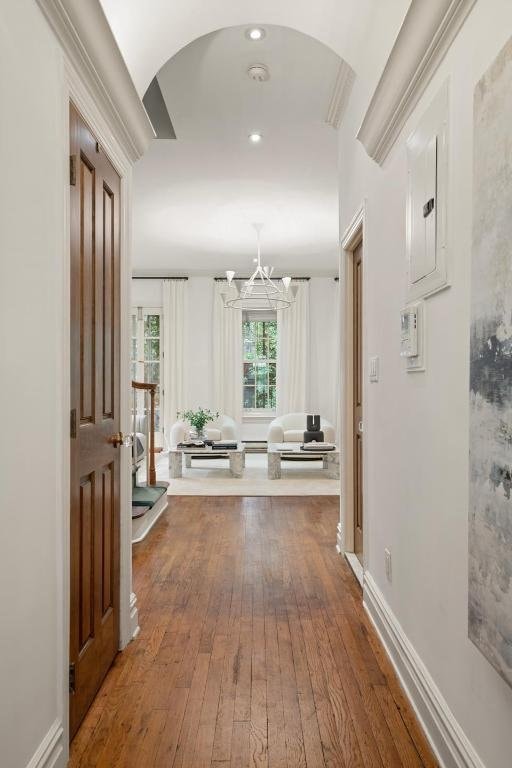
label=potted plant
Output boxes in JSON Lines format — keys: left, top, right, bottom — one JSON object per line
{"left": 177, "top": 407, "right": 219, "bottom": 440}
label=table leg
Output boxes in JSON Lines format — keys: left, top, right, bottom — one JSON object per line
{"left": 169, "top": 451, "right": 183, "bottom": 479}
{"left": 267, "top": 452, "right": 281, "bottom": 479}
{"left": 325, "top": 452, "right": 340, "bottom": 480}
{"left": 185, "top": 454, "right": 192, "bottom": 469}
{"left": 229, "top": 451, "right": 244, "bottom": 478}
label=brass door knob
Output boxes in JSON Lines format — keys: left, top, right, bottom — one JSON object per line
{"left": 108, "top": 432, "right": 124, "bottom": 448}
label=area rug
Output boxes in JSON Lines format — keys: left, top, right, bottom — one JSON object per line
{"left": 146, "top": 452, "right": 340, "bottom": 496}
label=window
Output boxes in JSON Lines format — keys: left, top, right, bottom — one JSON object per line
{"left": 131, "top": 308, "right": 163, "bottom": 433}
{"left": 243, "top": 315, "right": 277, "bottom": 411}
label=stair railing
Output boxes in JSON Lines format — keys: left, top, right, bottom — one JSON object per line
{"left": 131, "top": 380, "right": 157, "bottom": 485}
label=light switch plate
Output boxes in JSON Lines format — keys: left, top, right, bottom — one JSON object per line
{"left": 369, "top": 356, "right": 379, "bottom": 382}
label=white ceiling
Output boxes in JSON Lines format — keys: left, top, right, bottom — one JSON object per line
{"left": 100, "top": 0, "right": 411, "bottom": 98}
{"left": 132, "top": 25, "right": 343, "bottom": 276}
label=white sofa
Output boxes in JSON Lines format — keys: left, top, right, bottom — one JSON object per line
{"left": 267, "top": 413, "right": 335, "bottom": 444}
{"left": 169, "top": 414, "right": 238, "bottom": 448}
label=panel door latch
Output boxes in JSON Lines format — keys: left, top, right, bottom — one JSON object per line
{"left": 422, "top": 197, "right": 435, "bottom": 218}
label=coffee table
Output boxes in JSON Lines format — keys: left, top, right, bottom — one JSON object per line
{"left": 169, "top": 442, "right": 246, "bottom": 479}
{"left": 267, "top": 442, "right": 340, "bottom": 479}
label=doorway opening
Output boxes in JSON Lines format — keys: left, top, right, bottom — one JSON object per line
{"left": 129, "top": 24, "right": 343, "bottom": 500}
{"left": 340, "top": 207, "right": 365, "bottom": 585}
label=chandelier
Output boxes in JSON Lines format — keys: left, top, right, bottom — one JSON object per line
{"left": 222, "top": 224, "right": 296, "bottom": 311}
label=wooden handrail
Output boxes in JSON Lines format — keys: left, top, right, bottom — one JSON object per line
{"left": 131, "top": 380, "right": 157, "bottom": 391}
{"left": 131, "top": 380, "right": 156, "bottom": 485}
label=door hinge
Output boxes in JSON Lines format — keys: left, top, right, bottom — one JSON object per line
{"left": 70, "top": 154, "right": 77, "bottom": 186}
{"left": 69, "top": 663, "right": 76, "bottom": 694}
{"left": 70, "top": 408, "right": 77, "bottom": 439}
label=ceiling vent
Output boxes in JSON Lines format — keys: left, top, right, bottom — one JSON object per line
{"left": 247, "top": 64, "right": 270, "bottom": 82}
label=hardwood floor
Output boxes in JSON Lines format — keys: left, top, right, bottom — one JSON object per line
{"left": 69, "top": 496, "right": 438, "bottom": 768}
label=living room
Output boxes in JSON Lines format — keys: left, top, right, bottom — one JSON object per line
{"left": 129, "top": 23, "right": 342, "bottom": 510}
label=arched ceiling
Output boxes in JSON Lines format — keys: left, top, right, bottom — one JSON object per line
{"left": 98, "top": 1, "right": 411, "bottom": 276}
{"left": 99, "top": 0, "right": 411, "bottom": 96}
{"left": 130, "top": 25, "right": 342, "bottom": 275}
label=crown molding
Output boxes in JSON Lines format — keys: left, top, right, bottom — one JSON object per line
{"left": 341, "top": 201, "right": 365, "bottom": 251}
{"left": 325, "top": 60, "right": 355, "bottom": 130}
{"left": 357, "top": 0, "right": 476, "bottom": 165}
{"left": 37, "top": 0, "right": 154, "bottom": 163}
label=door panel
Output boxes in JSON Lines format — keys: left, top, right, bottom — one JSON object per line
{"left": 80, "top": 158, "right": 95, "bottom": 424}
{"left": 70, "top": 104, "right": 121, "bottom": 739}
{"left": 101, "top": 463, "right": 115, "bottom": 616}
{"left": 353, "top": 242, "right": 364, "bottom": 564}
{"left": 79, "top": 475, "right": 94, "bottom": 651}
{"left": 102, "top": 184, "right": 115, "bottom": 419}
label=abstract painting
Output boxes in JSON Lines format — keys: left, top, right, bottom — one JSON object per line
{"left": 469, "top": 35, "right": 512, "bottom": 687}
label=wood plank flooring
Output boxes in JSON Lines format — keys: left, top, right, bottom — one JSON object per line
{"left": 69, "top": 496, "right": 438, "bottom": 768}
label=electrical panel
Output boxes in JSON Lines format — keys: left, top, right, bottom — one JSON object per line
{"left": 406, "top": 81, "right": 449, "bottom": 300}
{"left": 409, "top": 135, "right": 437, "bottom": 284}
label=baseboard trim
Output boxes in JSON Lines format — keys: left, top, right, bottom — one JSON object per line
{"left": 345, "top": 552, "right": 364, "bottom": 588}
{"left": 336, "top": 521, "right": 344, "bottom": 554}
{"left": 363, "top": 573, "right": 484, "bottom": 768}
{"left": 26, "top": 720, "right": 64, "bottom": 768}
{"left": 129, "top": 590, "right": 140, "bottom": 640}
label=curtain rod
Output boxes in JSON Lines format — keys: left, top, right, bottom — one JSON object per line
{"left": 214, "top": 276, "right": 310, "bottom": 281}
{"left": 131, "top": 275, "right": 340, "bottom": 281}
{"left": 132, "top": 276, "right": 188, "bottom": 280}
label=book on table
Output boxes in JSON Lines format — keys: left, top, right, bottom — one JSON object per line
{"left": 177, "top": 441, "right": 206, "bottom": 449}
{"left": 300, "top": 442, "right": 335, "bottom": 451}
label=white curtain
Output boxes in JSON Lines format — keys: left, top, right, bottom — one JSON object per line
{"left": 277, "top": 280, "right": 310, "bottom": 413}
{"left": 162, "top": 279, "right": 187, "bottom": 441}
{"left": 331, "top": 280, "right": 341, "bottom": 439}
{"left": 212, "top": 281, "right": 243, "bottom": 422}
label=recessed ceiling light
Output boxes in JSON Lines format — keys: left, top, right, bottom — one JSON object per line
{"left": 246, "top": 27, "right": 266, "bottom": 41}
{"left": 249, "top": 132, "right": 263, "bottom": 144}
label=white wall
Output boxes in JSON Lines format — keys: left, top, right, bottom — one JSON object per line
{"left": 339, "top": 2, "right": 512, "bottom": 766}
{"left": 0, "top": 2, "right": 67, "bottom": 767}
{"left": 132, "top": 276, "right": 339, "bottom": 440}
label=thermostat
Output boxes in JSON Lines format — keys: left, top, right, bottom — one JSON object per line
{"left": 400, "top": 307, "right": 418, "bottom": 357}
{"left": 400, "top": 302, "right": 425, "bottom": 371}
